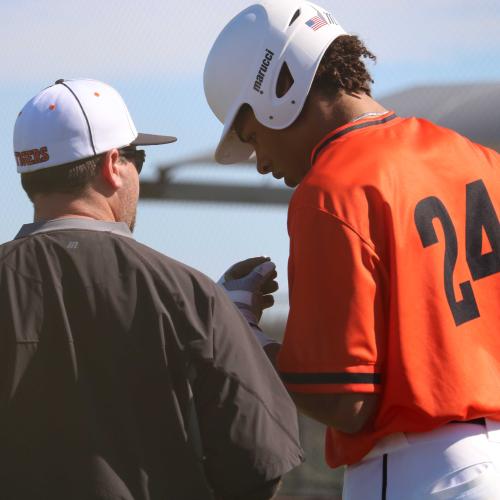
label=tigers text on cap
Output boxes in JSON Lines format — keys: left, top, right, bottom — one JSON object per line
{"left": 13, "top": 78, "right": 177, "bottom": 173}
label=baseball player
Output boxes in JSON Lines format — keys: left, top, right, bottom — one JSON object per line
{"left": 2, "top": 78, "right": 303, "bottom": 500}
{"left": 203, "top": 1, "right": 500, "bottom": 498}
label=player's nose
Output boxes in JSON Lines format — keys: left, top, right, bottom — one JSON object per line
{"left": 256, "top": 162, "right": 271, "bottom": 175}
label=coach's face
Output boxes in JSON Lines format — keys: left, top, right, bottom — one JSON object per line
{"left": 115, "top": 154, "right": 140, "bottom": 232}
{"left": 233, "top": 105, "right": 314, "bottom": 188}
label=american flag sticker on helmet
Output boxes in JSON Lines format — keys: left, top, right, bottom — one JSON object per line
{"left": 305, "top": 14, "right": 327, "bottom": 31}
{"left": 305, "top": 10, "right": 340, "bottom": 31}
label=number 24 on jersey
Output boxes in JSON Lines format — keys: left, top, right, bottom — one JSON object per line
{"left": 415, "top": 179, "right": 500, "bottom": 326}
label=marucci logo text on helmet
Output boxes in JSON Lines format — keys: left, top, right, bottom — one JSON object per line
{"left": 253, "top": 49, "right": 274, "bottom": 94}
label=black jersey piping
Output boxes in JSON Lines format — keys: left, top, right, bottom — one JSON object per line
{"left": 280, "top": 372, "right": 381, "bottom": 385}
{"left": 382, "top": 453, "right": 388, "bottom": 499}
{"left": 60, "top": 82, "right": 97, "bottom": 155}
{"left": 312, "top": 113, "right": 398, "bottom": 165}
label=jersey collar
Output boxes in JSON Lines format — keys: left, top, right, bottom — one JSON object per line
{"left": 15, "top": 218, "right": 133, "bottom": 240}
{"left": 310, "top": 111, "right": 398, "bottom": 166}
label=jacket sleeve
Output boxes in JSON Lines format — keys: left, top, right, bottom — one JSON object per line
{"left": 191, "top": 284, "right": 303, "bottom": 499}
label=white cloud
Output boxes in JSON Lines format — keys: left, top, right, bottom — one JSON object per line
{"left": 2, "top": 0, "right": 499, "bottom": 82}
{"left": 2, "top": 0, "right": 252, "bottom": 81}
{"left": 328, "top": 0, "right": 500, "bottom": 63}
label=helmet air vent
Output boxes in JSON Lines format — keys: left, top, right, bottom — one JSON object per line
{"left": 276, "top": 62, "right": 295, "bottom": 98}
{"left": 288, "top": 9, "right": 301, "bottom": 26}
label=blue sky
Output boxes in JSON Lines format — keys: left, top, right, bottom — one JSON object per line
{"left": 1, "top": 0, "right": 499, "bottom": 318}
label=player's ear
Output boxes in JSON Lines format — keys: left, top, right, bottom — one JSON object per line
{"left": 100, "top": 149, "right": 124, "bottom": 190}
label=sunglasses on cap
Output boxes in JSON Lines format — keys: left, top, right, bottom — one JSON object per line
{"left": 118, "top": 147, "right": 146, "bottom": 174}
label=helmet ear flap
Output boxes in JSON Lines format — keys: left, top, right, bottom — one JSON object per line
{"left": 276, "top": 62, "right": 295, "bottom": 98}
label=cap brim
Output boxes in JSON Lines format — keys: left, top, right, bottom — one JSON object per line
{"left": 131, "top": 132, "right": 177, "bottom": 146}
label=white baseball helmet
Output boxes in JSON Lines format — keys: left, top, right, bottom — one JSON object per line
{"left": 204, "top": 0, "right": 346, "bottom": 164}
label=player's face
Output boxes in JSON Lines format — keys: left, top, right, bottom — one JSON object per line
{"left": 233, "top": 106, "right": 312, "bottom": 188}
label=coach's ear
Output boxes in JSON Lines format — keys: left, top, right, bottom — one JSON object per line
{"left": 101, "top": 149, "right": 124, "bottom": 190}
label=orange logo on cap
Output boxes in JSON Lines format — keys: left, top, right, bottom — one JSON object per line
{"left": 15, "top": 147, "right": 50, "bottom": 167}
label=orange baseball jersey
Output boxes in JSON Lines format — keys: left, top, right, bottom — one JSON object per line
{"left": 277, "top": 112, "right": 500, "bottom": 467}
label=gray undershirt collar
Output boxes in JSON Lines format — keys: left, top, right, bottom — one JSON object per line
{"left": 15, "top": 218, "right": 133, "bottom": 240}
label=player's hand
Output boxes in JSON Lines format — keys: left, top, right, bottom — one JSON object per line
{"left": 218, "top": 256, "right": 278, "bottom": 324}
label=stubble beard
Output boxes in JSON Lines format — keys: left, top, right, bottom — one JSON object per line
{"left": 124, "top": 196, "right": 137, "bottom": 232}
{"left": 122, "top": 185, "right": 138, "bottom": 233}
{"left": 128, "top": 209, "right": 137, "bottom": 232}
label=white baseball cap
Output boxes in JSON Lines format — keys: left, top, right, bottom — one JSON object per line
{"left": 204, "top": 0, "right": 346, "bottom": 165}
{"left": 13, "top": 78, "right": 177, "bottom": 173}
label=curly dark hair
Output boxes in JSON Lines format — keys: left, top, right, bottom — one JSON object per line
{"left": 311, "top": 35, "right": 376, "bottom": 98}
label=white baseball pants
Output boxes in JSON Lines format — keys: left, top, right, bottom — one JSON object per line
{"left": 343, "top": 420, "right": 500, "bottom": 499}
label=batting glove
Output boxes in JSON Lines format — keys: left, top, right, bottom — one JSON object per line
{"left": 218, "top": 256, "right": 279, "bottom": 347}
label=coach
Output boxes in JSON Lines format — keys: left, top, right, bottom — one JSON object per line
{"left": 1, "top": 78, "right": 303, "bottom": 500}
